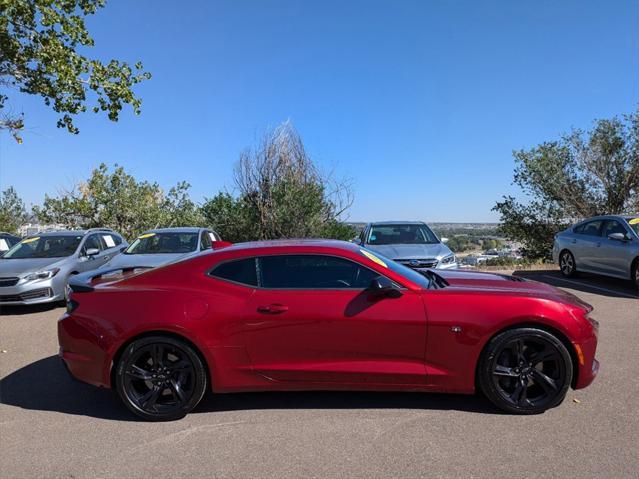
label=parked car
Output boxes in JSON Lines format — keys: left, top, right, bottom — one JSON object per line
{"left": 0, "top": 228, "right": 127, "bottom": 305}
{"left": 0, "top": 232, "right": 21, "bottom": 255}
{"left": 553, "top": 215, "right": 639, "bottom": 289}
{"left": 61, "top": 239, "right": 598, "bottom": 421}
{"left": 353, "top": 221, "right": 457, "bottom": 270}
{"left": 104, "top": 227, "right": 222, "bottom": 270}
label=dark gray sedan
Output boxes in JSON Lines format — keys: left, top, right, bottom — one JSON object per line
{"left": 553, "top": 215, "right": 639, "bottom": 288}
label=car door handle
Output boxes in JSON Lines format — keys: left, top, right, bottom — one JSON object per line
{"left": 257, "top": 304, "right": 289, "bottom": 314}
{"left": 571, "top": 239, "right": 577, "bottom": 244}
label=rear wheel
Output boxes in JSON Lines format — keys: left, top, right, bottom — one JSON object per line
{"left": 115, "top": 336, "right": 207, "bottom": 421}
{"left": 559, "top": 250, "right": 577, "bottom": 277}
{"left": 478, "top": 328, "right": 573, "bottom": 414}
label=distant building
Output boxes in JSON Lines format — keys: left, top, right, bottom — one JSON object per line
{"left": 18, "top": 223, "right": 68, "bottom": 237}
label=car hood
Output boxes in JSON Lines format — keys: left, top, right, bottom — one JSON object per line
{"left": 0, "top": 257, "right": 67, "bottom": 276}
{"left": 105, "top": 252, "right": 195, "bottom": 269}
{"left": 366, "top": 242, "right": 451, "bottom": 259}
{"left": 436, "top": 270, "right": 592, "bottom": 310}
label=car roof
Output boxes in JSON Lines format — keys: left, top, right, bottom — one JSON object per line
{"left": 223, "top": 238, "right": 360, "bottom": 253}
{"left": 578, "top": 214, "right": 639, "bottom": 222}
{"left": 28, "top": 230, "right": 88, "bottom": 237}
{"left": 368, "top": 221, "right": 426, "bottom": 226}
{"left": 144, "top": 227, "right": 209, "bottom": 234}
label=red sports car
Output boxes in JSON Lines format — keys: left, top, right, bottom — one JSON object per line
{"left": 59, "top": 240, "right": 599, "bottom": 421}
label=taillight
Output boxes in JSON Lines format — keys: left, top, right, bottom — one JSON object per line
{"left": 66, "top": 299, "right": 79, "bottom": 314}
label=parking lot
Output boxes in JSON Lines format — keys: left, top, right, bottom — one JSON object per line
{"left": 1, "top": 269, "right": 637, "bottom": 479}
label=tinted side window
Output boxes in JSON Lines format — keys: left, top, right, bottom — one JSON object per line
{"left": 603, "top": 220, "right": 628, "bottom": 237}
{"left": 210, "top": 258, "right": 258, "bottom": 286}
{"left": 578, "top": 221, "right": 603, "bottom": 237}
{"left": 200, "top": 232, "right": 213, "bottom": 251}
{"left": 83, "top": 234, "right": 102, "bottom": 252}
{"left": 259, "top": 255, "right": 378, "bottom": 289}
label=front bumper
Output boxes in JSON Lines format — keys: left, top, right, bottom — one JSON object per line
{"left": 0, "top": 277, "right": 65, "bottom": 305}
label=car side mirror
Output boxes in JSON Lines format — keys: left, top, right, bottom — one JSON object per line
{"left": 85, "top": 247, "right": 100, "bottom": 258}
{"left": 352, "top": 237, "right": 362, "bottom": 245}
{"left": 120, "top": 246, "right": 128, "bottom": 252}
{"left": 608, "top": 232, "right": 629, "bottom": 242}
{"left": 368, "top": 276, "right": 402, "bottom": 299}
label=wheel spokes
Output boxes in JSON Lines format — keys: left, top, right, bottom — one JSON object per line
{"left": 126, "top": 364, "right": 153, "bottom": 381}
{"left": 140, "top": 385, "right": 163, "bottom": 409}
{"left": 493, "top": 365, "right": 519, "bottom": 377}
{"left": 152, "top": 344, "right": 165, "bottom": 367}
{"left": 531, "top": 369, "right": 558, "bottom": 393}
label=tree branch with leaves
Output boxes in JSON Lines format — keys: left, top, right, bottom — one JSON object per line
{"left": 0, "top": 0, "right": 151, "bottom": 142}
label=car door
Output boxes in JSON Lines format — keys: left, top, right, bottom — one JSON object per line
{"left": 77, "top": 234, "right": 110, "bottom": 272}
{"left": 572, "top": 220, "right": 604, "bottom": 272}
{"left": 98, "top": 232, "right": 123, "bottom": 262}
{"left": 241, "top": 254, "right": 428, "bottom": 386}
{"left": 595, "top": 220, "right": 634, "bottom": 277}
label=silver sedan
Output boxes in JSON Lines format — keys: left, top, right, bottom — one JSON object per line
{"left": 553, "top": 215, "right": 639, "bottom": 289}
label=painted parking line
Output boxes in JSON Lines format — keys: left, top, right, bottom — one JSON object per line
{"left": 541, "top": 275, "right": 638, "bottom": 299}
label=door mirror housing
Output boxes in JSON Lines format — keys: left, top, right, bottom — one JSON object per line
{"left": 120, "top": 246, "right": 128, "bottom": 253}
{"left": 608, "top": 232, "right": 629, "bottom": 242}
{"left": 85, "top": 247, "right": 100, "bottom": 258}
{"left": 352, "top": 237, "right": 362, "bottom": 245}
{"left": 368, "top": 276, "right": 402, "bottom": 298}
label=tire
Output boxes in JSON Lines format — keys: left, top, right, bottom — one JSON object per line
{"left": 478, "top": 328, "right": 573, "bottom": 415}
{"left": 632, "top": 260, "right": 639, "bottom": 290}
{"left": 559, "top": 250, "right": 577, "bottom": 278}
{"left": 115, "top": 336, "right": 207, "bottom": 421}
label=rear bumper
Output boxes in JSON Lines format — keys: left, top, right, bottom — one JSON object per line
{"left": 58, "top": 313, "right": 112, "bottom": 388}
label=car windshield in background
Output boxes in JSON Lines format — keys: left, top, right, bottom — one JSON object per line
{"left": 367, "top": 224, "right": 439, "bottom": 245}
{"left": 3, "top": 236, "right": 82, "bottom": 259}
{"left": 628, "top": 217, "right": 639, "bottom": 236}
{"left": 359, "top": 247, "right": 432, "bottom": 289}
{"left": 125, "top": 232, "right": 198, "bottom": 254}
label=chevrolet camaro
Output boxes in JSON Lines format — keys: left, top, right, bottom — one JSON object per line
{"left": 59, "top": 240, "right": 599, "bottom": 421}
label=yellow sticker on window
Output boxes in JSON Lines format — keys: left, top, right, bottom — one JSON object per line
{"left": 138, "top": 233, "right": 156, "bottom": 239}
{"left": 360, "top": 249, "right": 387, "bottom": 268}
{"left": 21, "top": 237, "right": 40, "bottom": 244}
{"left": 629, "top": 218, "right": 639, "bottom": 225}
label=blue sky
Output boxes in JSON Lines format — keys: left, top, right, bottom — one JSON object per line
{"left": 1, "top": 0, "right": 638, "bottom": 222}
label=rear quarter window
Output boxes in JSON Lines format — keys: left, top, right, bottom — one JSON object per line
{"left": 209, "top": 258, "right": 258, "bottom": 286}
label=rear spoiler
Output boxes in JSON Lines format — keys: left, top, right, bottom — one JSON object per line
{"left": 68, "top": 266, "right": 152, "bottom": 293}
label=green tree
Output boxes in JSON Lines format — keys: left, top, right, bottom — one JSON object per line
{"left": 202, "top": 122, "right": 355, "bottom": 242}
{"left": 494, "top": 109, "right": 639, "bottom": 258}
{"left": 1, "top": 0, "right": 151, "bottom": 142}
{"left": 0, "top": 186, "right": 28, "bottom": 233}
{"left": 33, "top": 163, "right": 203, "bottom": 239}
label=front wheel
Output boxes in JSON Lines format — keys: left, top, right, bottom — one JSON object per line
{"left": 115, "top": 336, "right": 207, "bottom": 421}
{"left": 632, "top": 260, "right": 639, "bottom": 290}
{"left": 559, "top": 250, "right": 577, "bottom": 278}
{"left": 478, "top": 328, "right": 573, "bottom": 414}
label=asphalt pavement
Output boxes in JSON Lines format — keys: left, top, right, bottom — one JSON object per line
{"left": 1, "top": 269, "right": 638, "bottom": 478}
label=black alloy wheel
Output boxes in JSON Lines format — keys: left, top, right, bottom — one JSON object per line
{"left": 478, "top": 328, "right": 573, "bottom": 414}
{"left": 115, "top": 336, "right": 207, "bottom": 421}
{"left": 633, "top": 260, "right": 639, "bottom": 290}
{"left": 559, "top": 250, "right": 577, "bottom": 277}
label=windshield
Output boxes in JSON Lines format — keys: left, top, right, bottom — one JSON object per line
{"left": 367, "top": 224, "right": 439, "bottom": 245}
{"left": 125, "top": 232, "right": 198, "bottom": 254}
{"left": 359, "top": 247, "right": 432, "bottom": 289}
{"left": 628, "top": 217, "right": 639, "bottom": 236}
{"left": 3, "top": 235, "right": 82, "bottom": 259}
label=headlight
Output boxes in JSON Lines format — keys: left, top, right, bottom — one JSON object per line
{"left": 23, "top": 268, "right": 60, "bottom": 282}
{"left": 440, "top": 254, "right": 456, "bottom": 264}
